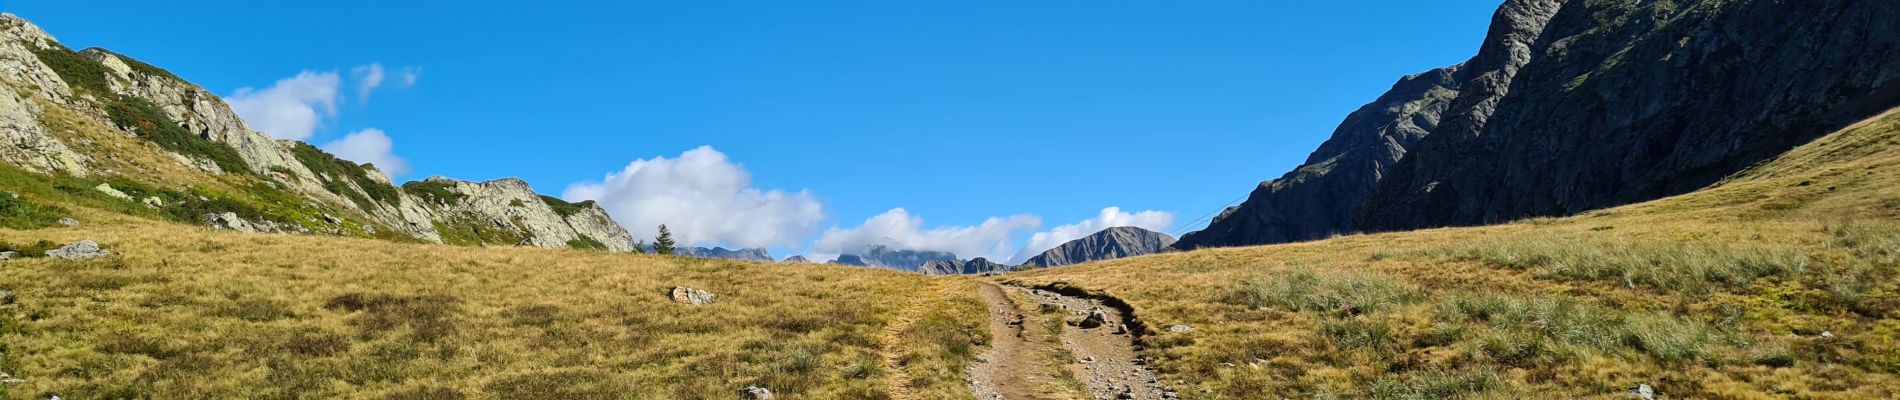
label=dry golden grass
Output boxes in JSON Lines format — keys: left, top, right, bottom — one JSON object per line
{"left": 0, "top": 207, "right": 987, "bottom": 399}
{"left": 1002, "top": 108, "right": 1900, "bottom": 399}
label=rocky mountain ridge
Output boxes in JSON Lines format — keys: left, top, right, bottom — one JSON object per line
{"left": 0, "top": 13, "right": 635, "bottom": 252}
{"left": 1022, "top": 226, "right": 1175, "bottom": 268}
{"left": 1179, "top": 0, "right": 1900, "bottom": 249}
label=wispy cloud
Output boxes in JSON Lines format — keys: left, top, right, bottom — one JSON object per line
{"left": 350, "top": 63, "right": 386, "bottom": 102}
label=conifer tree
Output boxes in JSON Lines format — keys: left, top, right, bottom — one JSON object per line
{"left": 654, "top": 224, "right": 676, "bottom": 255}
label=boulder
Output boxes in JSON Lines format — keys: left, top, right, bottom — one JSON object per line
{"left": 1629, "top": 383, "right": 1656, "bottom": 400}
{"left": 739, "top": 385, "right": 773, "bottom": 399}
{"left": 46, "top": 240, "right": 109, "bottom": 259}
{"left": 94, "top": 183, "right": 132, "bottom": 201}
{"left": 1079, "top": 309, "right": 1108, "bottom": 329}
{"left": 669, "top": 286, "right": 716, "bottom": 305}
{"left": 205, "top": 212, "right": 257, "bottom": 233}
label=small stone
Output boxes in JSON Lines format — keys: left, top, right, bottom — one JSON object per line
{"left": 670, "top": 286, "right": 717, "bottom": 305}
{"left": 1167, "top": 324, "right": 1193, "bottom": 333}
{"left": 0, "top": 288, "right": 14, "bottom": 305}
{"left": 0, "top": 251, "right": 16, "bottom": 260}
{"left": 56, "top": 217, "right": 78, "bottom": 227}
{"left": 1629, "top": 383, "right": 1656, "bottom": 400}
{"left": 738, "top": 384, "right": 773, "bottom": 399}
{"left": 141, "top": 196, "right": 164, "bottom": 207}
{"left": 46, "top": 240, "right": 109, "bottom": 260}
{"left": 1820, "top": 331, "right": 1836, "bottom": 339}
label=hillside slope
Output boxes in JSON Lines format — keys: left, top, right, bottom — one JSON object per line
{"left": 1004, "top": 107, "right": 1900, "bottom": 398}
{"left": 1181, "top": 0, "right": 1900, "bottom": 249}
{"left": 0, "top": 14, "right": 634, "bottom": 252}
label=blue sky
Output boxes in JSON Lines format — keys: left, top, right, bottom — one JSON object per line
{"left": 5, "top": 1, "right": 1500, "bottom": 261}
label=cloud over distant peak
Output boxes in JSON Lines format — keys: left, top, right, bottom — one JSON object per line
{"left": 1011, "top": 207, "right": 1173, "bottom": 263}
{"left": 813, "top": 208, "right": 1042, "bottom": 261}
{"left": 563, "top": 146, "right": 825, "bottom": 249}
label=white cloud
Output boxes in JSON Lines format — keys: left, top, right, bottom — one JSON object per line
{"left": 1010, "top": 207, "right": 1174, "bottom": 263}
{"left": 399, "top": 66, "right": 422, "bottom": 86}
{"left": 563, "top": 146, "right": 825, "bottom": 249}
{"left": 319, "top": 128, "right": 409, "bottom": 177}
{"left": 351, "top": 63, "right": 385, "bottom": 102}
{"left": 813, "top": 208, "right": 1042, "bottom": 261}
{"left": 225, "top": 70, "right": 340, "bottom": 140}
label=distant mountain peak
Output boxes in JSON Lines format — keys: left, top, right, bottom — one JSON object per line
{"left": 1023, "top": 226, "right": 1175, "bottom": 268}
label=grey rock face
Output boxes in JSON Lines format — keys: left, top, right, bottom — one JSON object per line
{"left": 46, "top": 240, "right": 108, "bottom": 259}
{"left": 781, "top": 255, "right": 811, "bottom": 263}
{"left": 1182, "top": 0, "right": 1900, "bottom": 247}
{"left": 668, "top": 286, "right": 716, "bottom": 305}
{"left": 1174, "top": 66, "right": 1464, "bottom": 249}
{"left": 1358, "top": 0, "right": 1900, "bottom": 231}
{"left": 409, "top": 177, "right": 636, "bottom": 252}
{"left": 1026, "top": 227, "right": 1176, "bottom": 267}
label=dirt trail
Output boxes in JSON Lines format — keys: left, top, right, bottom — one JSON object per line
{"left": 968, "top": 281, "right": 1174, "bottom": 400}
{"left": 968, "top": 281, "right": 1038, "bottom": 399}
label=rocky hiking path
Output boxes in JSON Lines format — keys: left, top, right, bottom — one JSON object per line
{"left": 968, "top": 281, "right": 1174, "bottom": 400}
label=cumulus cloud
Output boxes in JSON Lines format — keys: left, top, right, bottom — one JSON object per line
{"left": 226, "top": 70, "right": 340, "bottom": 140}
{"left": 1009, "top": 207, "right": 1174, "bottom": 263}
{"left": 320, "top": 128, "right": 409, "bottom": 177}
{"left": 399, "top": 66, "right": 422, "bottom": 86}
{"left": 563, "top": 146, "right": 825, "bottom": 249}
{"left": 813, "top": 208, "right": 1042, "bottom": 261}
{"left": 351, "top": 63, "right": 385, "bottom": 102}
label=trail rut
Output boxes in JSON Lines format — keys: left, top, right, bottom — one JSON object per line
{"left": 967, "top": 281, "right": 1174, "bottom": 400}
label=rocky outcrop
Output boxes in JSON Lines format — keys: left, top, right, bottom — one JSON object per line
{"left": 45, "top": 240, "right": 108, "bottom": 259}
{"left": 668, "top": 286, "right": 716, "bottom": 305}
{"left": 1181, "top": 0, "right": 1900, "bottom": 247}
{"left": 410, "top": 177, "right": 635, "bottom": 252}
{"left": 781, "top": 255, "right": 811, "bottom": 263}
{"left": 1358, "top": 0, "right": 1900, "bottom": 231}
{"left": 1025, "top": 227, "right": 1176, "bottom": 267}
{"left": 0, "top": 15, "right": 91, "bottom": 176}
{"left": 0, "top": 13, "right": 643, "bottom": 253}
{"left": 1174, "top": 66, "right": 1463, "bottom": 249}
{"left": 675, "top": 246, "right": 773, "bottom": 261}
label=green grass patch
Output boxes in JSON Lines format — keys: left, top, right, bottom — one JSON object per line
{"left": 401, "top": 180, "right": 465, "bottom": 206}
{"left": 1222, "top": 268, "right": 1422, "bottom": 315}
{"left": 538, "top": 195, "right": 595, "bottom": 217}
{"left": 565, "top": 235, "right": 608, "bottom": 250}
{"left": 290, "top": 143, "right": 398, "bottom": 210}
{"left": 0, "top": 192, "right": 67, "bottom": 229}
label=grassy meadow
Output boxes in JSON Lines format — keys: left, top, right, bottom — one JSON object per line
{"left": 0, "top": 206, "right": 988, "bottom": 399}
{"left": 1003, "top": 109, "right": 1900, "bottom": 398}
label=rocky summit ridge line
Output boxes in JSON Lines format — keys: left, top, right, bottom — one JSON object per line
{"left": 0, "top": 13, "right": 636, "bottom": 252}
{"left": 1178, "top": 0, "right": 1900, "bottom": 249}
